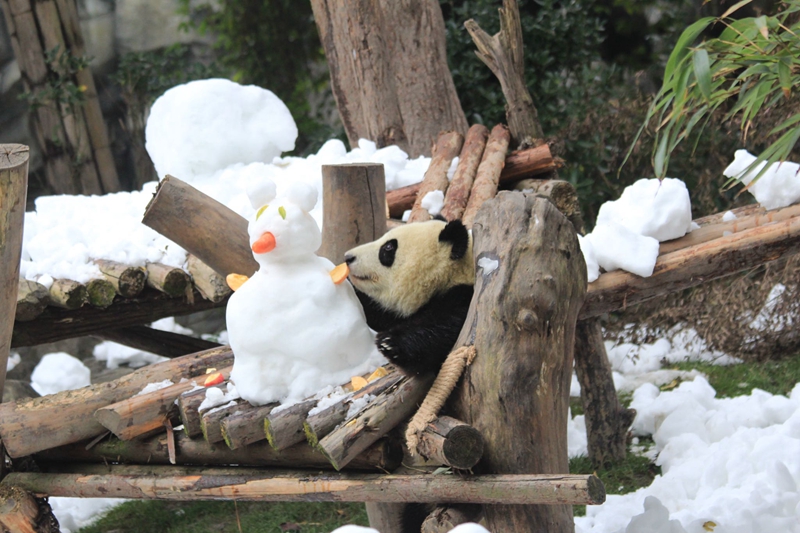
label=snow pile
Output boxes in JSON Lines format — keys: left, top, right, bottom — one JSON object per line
{"left": 6, "top": 352, "right": 20, "bottom": 372}
{"left": 30, "top": 353, "right": 91, "bottom": 395}
{"left": 576, "top": 379, "right": 800, "bottom": 533}
{"left": 49, "top": 498, "right": 125, "bottom": 533}
{"left": 199, "top": 382, "right": 240, "bottom": 411}
{"left": 420, "top": 189, "right": 445, "bottom": 216}
{"left": 227, "top": 180, "right": 384, "bottom": 405}
{"left": 583, "top": 178, "right": 693, "bottom": 280}
{"left": 145, "top": 78, "right": 298, "bottom": 180}
{"left": 724, "top": 149, "right": 800, "bottom": 210}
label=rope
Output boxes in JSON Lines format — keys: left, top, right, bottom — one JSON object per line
{"left": 405, "top": 345, "right": 477, "bottom": 455}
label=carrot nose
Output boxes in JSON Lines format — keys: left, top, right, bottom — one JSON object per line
{"left": 252, "top": 232, "right": 276, "bottom": 254}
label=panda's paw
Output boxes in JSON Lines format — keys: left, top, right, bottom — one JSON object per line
{"left": 376, "top": 332, "right": 405, "bottom": 363}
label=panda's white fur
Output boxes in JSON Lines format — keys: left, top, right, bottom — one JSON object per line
{"left": 345, "top": 219, "right": 474, "bottom": 317}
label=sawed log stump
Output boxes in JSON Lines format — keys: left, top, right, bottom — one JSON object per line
{"left": 452, "top": 192, "right": 587, "bottom": 533}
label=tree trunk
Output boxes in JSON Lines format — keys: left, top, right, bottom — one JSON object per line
{"left": 0, "top": 0, "right": 119, "bottom": 194}
{"left": 310, "top": 0, "right": 468, "bottom": 157}
{"left": 0, "top": 485, "right": 60, "bottom": 533}
{"left": 452, "top": 192, "right": 587, "bottom": 533}
{"left": 0, "top": 144, "right": 29, "bottom": 404}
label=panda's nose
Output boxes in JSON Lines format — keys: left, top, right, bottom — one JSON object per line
{"left": 344, "top": 253, "right": 356, "bottom": 265}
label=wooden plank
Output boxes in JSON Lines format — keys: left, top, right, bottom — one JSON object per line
{"left": 3, "top": 467, "right": 605, "bottom": 506}
{"left": 11, "top": 288, "right": 228, "bottom": 348}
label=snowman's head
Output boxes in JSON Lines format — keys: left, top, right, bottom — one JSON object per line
{"left": 246, "top": 180, "right": 321, "bottom": 263}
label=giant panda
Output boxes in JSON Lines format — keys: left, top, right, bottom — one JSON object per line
{"left": 344, "top": 218, "right": 475, "bottom": 375}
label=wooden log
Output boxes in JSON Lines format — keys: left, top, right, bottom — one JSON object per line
{"left": 514, "top": 179, "right": 585, "bottom": 233}
{"left": 659, "top": 202, "right": 800, "bottom": 255}
{"left": 318, "top": 374, "right": 434, "bottom": 471}
{"left": 85, "top": 278, "right": 116, "bottom": 308}
{"left": 0, "top": 346, "right": 233, "bottom": 458}
{"left": 421, "top": 505, "right": 482, "bottom": 533}
{"left": 0, "top": 145, "right": 28, "bottom": 400}
{"left": 319, "top": 163, "right": 388, "bottom": 263}
{"left": 11, "top": 287, "right": 228, "bottom": 348}
{"left": 575, "top": 320, "right": 636, "bottom": 467}
{"left": 465, "top": 0, "right": 544, "bottom": 148}
{"left": 386, "top": 143, "right": 557, "bottom": 218}
{"left": 4, "top": 466, "right": 605, "bottom": 505}
{"left": 201, "top": 400, "right": 247, "bottom": 444}
{"left": 407, "top": 131, "right": 465, "bottom": 223}
{"left": 461, "top": 125, "right": 511, "bottom": 228}
{"left": 220, "top": 401, "right": 278, "bottom": 450}
{"left": 304, "top": 370, "right": 405, "bottom": 447}
{"left": 0, "top": 485, "right": 59, "bottom": 533}
{"left": 95, "top": 325, "right": 221, "bottom": 358}
{"left": 94, "top": 259, "right": 146, "bottom": 298}
{"left": 452, "top": 193, "right": 587, "bottom": 532}
{"left": 177, "top": 384, "right": 225, "bottom": 438}
{"left": 416, "top": 416, "right": 484, "bottom": 470}
{"left": 94, "top": 367, "right": 232, "bottom": 441}
{"left": 35, "top": 432, "right": 403, "bottom": 472}
{"left": 186, "top": 255, "right": 231, "bottom": 303}
{"left": 47, "top": 278, "right": 87, "bottom": 310}
{"left": 145, "top": 262, "right": 190, "bottom": 298}
{"left": 142, "top": 175, "right": 258, "bottom": 277}
{"left": 15, "top": 278, "right": 48, "bottom": 322}
{"left": 441, "top": 125, "right": 489, "bottom": 221}
{"left": 263, "top": 399, "right": 317, "bottom": 451}
{"left": 581, "top": 214, "right": 800, "bottom": 319}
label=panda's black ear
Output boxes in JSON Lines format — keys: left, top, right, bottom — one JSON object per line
{"left": 439, "top": 220, "right": 469, "bottom": 260}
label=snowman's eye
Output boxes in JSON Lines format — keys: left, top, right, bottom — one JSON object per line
{"left": 278, "top": 206, "right": 287, "bottom": 220}
{"left": 256, "top": 204, "right": 269, "bottom": 220}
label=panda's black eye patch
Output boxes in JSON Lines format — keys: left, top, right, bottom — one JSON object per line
{"left": 379, "top": 239, "right": 398, "bottom": 267}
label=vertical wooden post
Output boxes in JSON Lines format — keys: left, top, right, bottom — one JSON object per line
{"left": 319, "top": 164, "right": 387, "bottom": 263}
{"left": 0, "top": 144, "right": 29, "bottom": 401}
{"left": 0, "top": 0, "right": 119, "bottom": 194}
{"left": 452, "top": 192, "right": 586, "bottom": 532}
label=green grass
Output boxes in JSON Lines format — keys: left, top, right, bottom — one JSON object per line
{"left": 77, "top": 501, "right": 368, "bottom": 533}
{"left": 670, "top": 357, "right": 800, "bottom": 398}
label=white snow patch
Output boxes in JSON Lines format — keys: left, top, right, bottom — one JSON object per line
{"left": 199, "top": 382, "right": 240, "bottom": 412}
{"left": 577, "top": 234, "right": 600, "bottom": 283}
{"left": 586, "top": 222, "right": 660, "bottom": 278}
{"left": 420, "top": 189, "right": 445, "bottom": 216}
{"left": 6, "top": 352, "right": 20, "bottom": 372}
{"left": 722, "top": 210, "right": 737, "bottom": 222}
{"left": 329, "top": 526, "right": 379, "bottom": 533}
{"left": 449, "top": 524, "right": 491, "bottom": 533}
{"left": 346, "top": 394, "right": 374, "bottom": 419}
{"left": 478, "top": 256, "right": 499, "bottom": 275}
{"left": 93, "top": 341, "right": 169, "bottom": 369}
{"left": 723, "top": 149, "right": 800, "bottom": 210}
{"left": 50, "top": 498, "right": 125, "bottom": 533}
{"left": 135, "top": 379, "right": 174, "bottom": 396}
{"left": 30, "top": 353, "right": 91, "bottom": 396}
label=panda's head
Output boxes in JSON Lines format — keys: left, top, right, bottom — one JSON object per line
{"left": 344, "top": 219, "right": 474, "bottom": 317}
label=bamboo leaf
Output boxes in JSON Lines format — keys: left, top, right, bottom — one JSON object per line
{"left": 721, "top": 0, "right": 754, "bottom": 19}
{"left": 778, "top": 56, "right": 792, "bottom": 98}
{"left": 665, "top": 17, "right": 715, "bottom": 83}
{"left": 693, "top": 49, "right": 712, "bottom": 100}
{"left": 654, "top": 132, "right": 669, "bottom": 179}
{"left": 769, "top": 113, "right": 800, "bottom": 136}
{"left": 754, "top": 15, "right": 769, "bottom": 39}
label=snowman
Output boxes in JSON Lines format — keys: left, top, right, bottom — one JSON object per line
{"left": 225, "top": 179, "right": 382, "bottom": 406}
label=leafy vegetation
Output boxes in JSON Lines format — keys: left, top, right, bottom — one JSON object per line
{"left": 672, "top": 357, "right": 800, "bottom": 397}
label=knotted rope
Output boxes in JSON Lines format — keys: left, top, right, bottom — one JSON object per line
{"left": 405, "top": 345, "right": 477, "bottom": 455}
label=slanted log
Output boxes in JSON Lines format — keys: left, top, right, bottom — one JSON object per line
{"left": 95, "top": 325, "right": 221, "bottom": 358}
{"left": 220, "top": 402, "right": 278, "bottom": 450}
{"left": 94, "top": 259, "right": 146, "bottom": 298}
{"left": 47, "top": 278, "right": 87, "bottom": 309}
{"left": 441, "top": 125, "right": 489, "bottom": 222}
{"left": 0, "top": 346, "right": 233, "bottom": 458}
{"left": 177, "top": 384, "right": 225, "bottom": 438}
{"left": 407, "top": 131, "right": 464, "bottom": 223}
{"left": 304, "top": 370, "right": 405, "bottom": 447}
{"left": 146, "top": 262, "right": 190, "bottom": 298}
{"left": 452, "top": 192, "right": 587, "bottom": 532}
{"left": 201, "top": 400, "right": 247, "bottom": 444}
{"left": 318, "top": 374, "right": 434, "bottom": 471}
{"left": 4, "top": 466, "right": 604, "bottom": 505}
{"left": 85, "top": 278, "right": 116, "bottom": 308}
{"left": 417, "top": 417, "right": 484, "bottom": 470}
{"left": 1, "top": 145, "right": 28, "bottom": 399}
{"left": 319, "top": 164, "right": 387, "bottom": 264}
{"left": 264, "top": 399, "right": 318, "bottom": 451}
{"left": 0, "top": 485, "right": 59, "bottom": 533}
{"left": 422, "top": 505, "right": 482, "bottom": 533}
{"left": 186, "top": 255, "right": 230, "bottom": 303}
{"left": 461, "top": 125, "right": 511, "bottom": 228}
{"left": 581, "top": 214, "right": 800, "bottom": 319}
{"left": 15, "top": 279, "right": 48, "bottom": 322}
{"left": 142, "top": 175, "right": 258, "bottom": 277}
{"left": 387, "top": 143, "right": 556, "bottom": 218}
{"left": 94, "top": 367, "right": 231, "bottom": 441}
{"left": 36, "top": 433, "right": 402, "bottom": 471}
{"left": 11, "top": 288, "right": 227, "bottom": 348}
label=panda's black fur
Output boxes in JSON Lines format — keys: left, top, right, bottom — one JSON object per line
{"left": 344, "top": 218, "right": 474, "bottom": 375}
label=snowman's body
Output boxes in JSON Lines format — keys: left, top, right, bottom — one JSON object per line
{"left": 227, "top": 181, "right": 380, "bottom": 406}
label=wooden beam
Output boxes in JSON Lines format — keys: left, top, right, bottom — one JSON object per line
{"left": 94, "top": 259, "right": 146, "bottom": 298}
{"left": 461, "top": 125, "right": 511, "bottom": 228}
{"left": 0, "top": 144, "right": 29, "bottom": 401}
{"left": 407, "top": 131, "right": 464, "bottom": 223}
{"left": 0, "top": 346, "right": 233, "bottom": 458}
{"left": 95, "top": 325, "right": 221, "bottom": 358}
{"left": 11, "top": 288, "right": 228, "bottom": 348}
{"left": 417, "top": 417, "right": 484, "bottom": 470}
{"left": 441, "top": 124, "right": 489, "bottom": 222}
{"left": 3, "top": 466, "right": 605, "bottom": 505}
